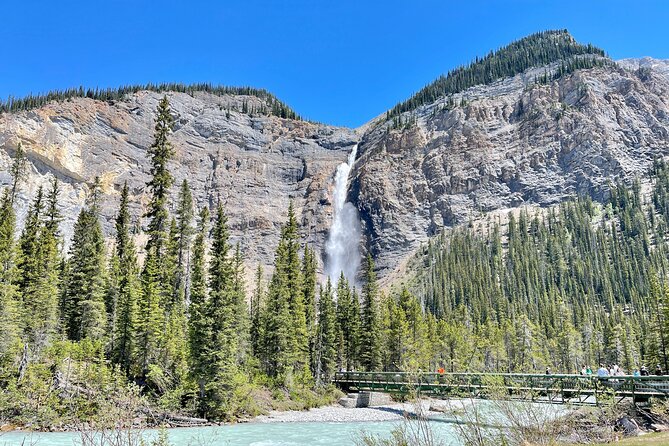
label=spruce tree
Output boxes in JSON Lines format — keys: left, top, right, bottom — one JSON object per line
{"left": 250, "top": 265, "right": 264, "bottom": 359}
{"left": 263, "top": 203, "right": 310, "bottom": 382}
{"left": 204, "top": 202, "right": 239, "bottom": 418}
{"left": 360, "top": 254, "right": 382, "bottom": 371}
{"left": 112, "top": 183, "right": 140, "bottom": 373}
{"left": 63, "top": 178, "right": 107, "bottom": 341}
{"left": 9, "top": 143, "right": 27, "bottom": 203}
{"left": 0, "top": 190, "right": 20, "bottom": 361}
{"left": 315, "top": 278, "right": 337, "bottom": 384}
{"left": 144, "top": 96, "right": 175, "bottom": 261}
{"left": 301, "top": 245, "right": 317, "bottom": 372}
{"left": 188, "top": 206, "right": 210, "bottom": 411}
{"left": 17, "top": 186, "right": 61, "bottom": 346}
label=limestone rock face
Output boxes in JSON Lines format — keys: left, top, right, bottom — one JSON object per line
{"left": 351, "top": 60, "right": 669, "bottom": 276}
{"left": 0, "top": 91, "right": 357, "bottom": 275}
{"left": 2, "top": 58, "right": 669, "bottom": 281}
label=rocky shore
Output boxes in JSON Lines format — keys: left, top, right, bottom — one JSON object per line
{"left": 253, "top": 399, "right": 467, "bottom": 424}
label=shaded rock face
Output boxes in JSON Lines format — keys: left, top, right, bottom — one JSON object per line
{"left": 0, "top": 91, "right": 358, "bottom": 275}
{"left": 351, "top": 61, "right": 669, "bottom": 276}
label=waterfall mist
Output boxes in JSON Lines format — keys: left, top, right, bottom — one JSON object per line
{"left": 325, "top": 145, "right": 362, "bottom": 285}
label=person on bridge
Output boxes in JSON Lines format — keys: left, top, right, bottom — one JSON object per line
{"left": 633, "top": 368, "right": 641, "bottom": 377}
{"left": 640, "top": 365, "right": 649, "bottom": 376}
{"left": 597, "top": 364, "right": 609, "bottom": 377}
{"left": 545, "top": 367, "right": 551, "bottom": 375}
{"left": 586, "top": 366, "right": 593, "bottom": 375}
{"left": 580, "top": 365, "right": 588, "bottom": 376}
{"left": 655, "top": 365, "right": 663, "bottom": 376}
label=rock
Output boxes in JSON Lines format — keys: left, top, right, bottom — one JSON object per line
{"left": 2, "top": 58, "right": 669, "bottom": 282}
{"left": 0, "top": 91, "right": 357, "bottom": 283}
{"left": 616, "top": 416, "right": 640, "bottom": 435}
{"left": 650, "top": 423, "right": 669, "bottom": 432}
{"left": 352, "top": 61, "right": 669, "bottom": 278}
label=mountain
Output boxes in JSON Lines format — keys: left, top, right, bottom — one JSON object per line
{"left": 351, "top": 54, "right": 669, "bottom": 276}
{"left": 0, "top": 89, "right": 357, "bottom": 274}
{"left": 1, "top": 31, "right": 669, "bottom": 281}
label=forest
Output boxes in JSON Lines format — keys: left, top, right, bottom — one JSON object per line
{"left": 385, "top": 29, "right": 607, "bottom": 120}
{"left": 0, "top": 82, "right": 300, "bottom": 120}
{"left": 404, "top": 163, "right": 669, "bottom": 375}
{"left": 2, "top": 96, "right": 669, "bottom": 428}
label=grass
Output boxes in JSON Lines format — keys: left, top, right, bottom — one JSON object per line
{"left": 614, "top": 432, "right": 669, "bottom": 445}
{"left": 579, "top": 432, "right": 669, "bottom": 445}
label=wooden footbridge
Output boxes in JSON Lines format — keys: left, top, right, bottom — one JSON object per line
{"left": 334, "top": 371, "right": 669, "bottom": 405}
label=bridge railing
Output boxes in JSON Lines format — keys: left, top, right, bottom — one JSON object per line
{"left": 333, "top": 371, "right": 669, "bottom": 401}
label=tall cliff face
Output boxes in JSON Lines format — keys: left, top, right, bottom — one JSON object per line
{"left": 2, "top": 57, "right": 669, "bottom": 282}
{"left": 351, "top": 60, "right": 669, "bottom": 276}
{"left": 0, "top": 91, "right": 357, "bottom": 273}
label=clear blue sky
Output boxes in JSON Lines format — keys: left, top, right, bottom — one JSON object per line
{"left": 1, "top": 1, "right": 668, "bottom": 127}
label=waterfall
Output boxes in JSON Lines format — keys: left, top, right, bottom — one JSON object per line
{"left": 325, "top": 144, "right": 362, "bottom": 284}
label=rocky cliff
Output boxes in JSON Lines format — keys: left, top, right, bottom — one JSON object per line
{"left": 351, "top": 60, "right": 669, "bottom": 276}
{"left": 0, "top": 91, "right": 357, "bottom": 275}
{"left": 2, "top": 52, "right": 669, "bottom": 282}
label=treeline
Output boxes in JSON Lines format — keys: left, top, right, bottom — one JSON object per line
{"left": 0, "top": 97, "right": 385, "bottom": 426}
{"left": 0, "top": 82, "right": 300, "bottom": 120}
{"left": 386, "top": 29, "right": 606, "bottom": 120}
{"left": 390, "top": 162, "right": 669, "bottom": 374}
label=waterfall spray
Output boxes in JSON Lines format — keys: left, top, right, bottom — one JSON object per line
{"left": 325, "top": 145, "right": 362, "bottom": 284}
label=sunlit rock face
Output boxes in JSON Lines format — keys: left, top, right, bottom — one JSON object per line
{"left": 0, "top": 90, "right": 358, "bottom": 278}
{"left": 2, "top": 58, "right": 669, "bottom": 282}
{"left": 352, "top": 60, "right": 669, "bottom": 277}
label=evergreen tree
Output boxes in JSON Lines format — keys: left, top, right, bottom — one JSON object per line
{"left": 360, "top": 254, "right": 382, "bottom": 371}
{"left": 335, "top": 273, "right": 359, "bottom": 371}
{"left": 263, "top": 203, "right": 310, "bottom": 383}
{"left": 144, "top": 96, "right": 175, "bottom": 261}
{"left": 112, "top": 183, "right": 140, "bottom": 374}
{"left": 0, "top": 190, "right": 20, "bottom": 362}
{"left": 315, "top": 278, "right": 337, "bottom": 384}
{"left": 250, "top": 265, "right": 264, "bottom": 359}
{"left": 204, "top": 202, "right": 239, "bottom": 418}
{"left": 63, "top": 178, "right": 106, "bottom": 341}
{"left": 9, "top": 143, "right": 27, "bottom": 203}
{"left": 301, "top": 245, "right": 317, "bottom": 372}
{"left": 17, "top": 186, "right": 61, "bottom": 346}
{"left": 188, "top": 206, "right": 210, "bottom": 411}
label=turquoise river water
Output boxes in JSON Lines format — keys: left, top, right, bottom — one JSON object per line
{"left": 1, "top": 419, "right": 463, "bottom": 446}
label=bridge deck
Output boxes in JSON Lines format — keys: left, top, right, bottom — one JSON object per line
{"left": 333, "top": 372, "right": 669, "bottom": 405}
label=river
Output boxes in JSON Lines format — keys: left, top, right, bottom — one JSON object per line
{"left": 1, "top": 419, "right": 462, "bottom": 446}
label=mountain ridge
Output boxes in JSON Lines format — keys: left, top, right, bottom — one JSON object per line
{"left": 1, "top": 31, "right": 669, "bottom": 282}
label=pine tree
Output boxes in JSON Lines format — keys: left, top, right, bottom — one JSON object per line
{"left": 301, "top": 245, "right": 317, "bottom": 372}
{"left": 137, "top": 247, "right": 164, "bottom": 376}
{"left": 188, "top": 206, "right": 210, "bottom": 411}
{"left": 335, "top": 273, "right": 359, "bottom": 371}
{"left": 315, "top": 278, "right": 337, "bottom": 384}
{"left": 263, "top": 203, "right": 311, "bottom": 383}
{"left": 144, "top": 96, "right": 175, "bottom": 261}
{"left": 250, "top": 265, "right": 264, "bottom": 359}
{"left": 112, "top": 183, "right": 140, "bottom": 374}
{"left": 204, "top": 202, "right": 239, "bottom": 418}
{"left": 9, "top": 143, "right": 27, "bottom": 203}
{"left": 63, "top": 178, "right": 107, "bottom": 341}
{"left": 0, "top": 190, "right": 20, "bottom": 362}
{"left": 360, "top": 254, "right": 382, "bottom": 371}
{"left": 17, "top": 185, "right": 61, "bottom": 346}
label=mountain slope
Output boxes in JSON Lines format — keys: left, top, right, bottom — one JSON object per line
{"left": 352, "top": 60, "right": 669, "bottom": 276}
{"left": 1, "top": 32, "right": 669, "bottom": 282}
{"left": 0, "top": 89, "right": 357, "bottom": 274}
